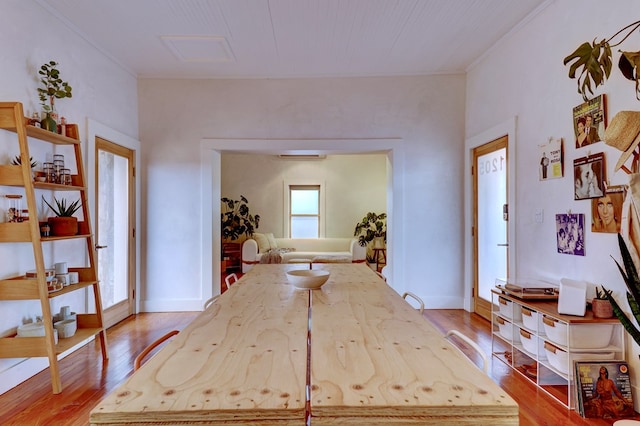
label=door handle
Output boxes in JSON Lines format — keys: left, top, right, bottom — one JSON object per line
{"left": 95, "top": 244, "right": 108, "bottom": 250}
{"left": 497, "top": 243, "right": 509, "bottom": 247}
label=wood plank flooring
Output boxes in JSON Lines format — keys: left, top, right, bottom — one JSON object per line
{"left": 0, "top": 309, "right": 637, "bottom": 425}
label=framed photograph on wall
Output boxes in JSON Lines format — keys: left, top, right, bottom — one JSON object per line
{"left": 591, "top": 185, "right": 625, "bottom": 233}
{"left": 556, "top": 213, "right": 585, "bottom": 256}
{"left": 573, "top": 94, "right": 606, "bottom": 149}
{"left": 539, "top": 137, "right": 563, "bottom": 180}
{"left": 574, "top": 153, "right": 605, "bottom": 200}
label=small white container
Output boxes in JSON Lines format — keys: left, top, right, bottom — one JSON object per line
{"left": 519, "top": 328, "right": 545, "bottom": 357}
{"left": 54, "top": 319, "right": 77, "bottom": 339}
{"left": 496, "top": 316, "right": 520, "bottom": 343}
{"left": 542, "top": 315, "right": 614, "bottom": 348}
{"left": 521, "top": 307, "right": 544, "bottom": 332}
{"left": 544, "top": 340, "right": 615, "bottom": 375}
{"left": 498, "top": 296, "right": 522, "bottom": 321}
{"left": 17, "top": 323, "right": 58, "bottom": 343}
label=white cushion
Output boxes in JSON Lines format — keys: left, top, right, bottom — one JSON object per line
{"left": 253, "top": 233, "right": 270, "bottom": 253}
{"left": 266, "top": 233, "right": 278, "bottom": 249}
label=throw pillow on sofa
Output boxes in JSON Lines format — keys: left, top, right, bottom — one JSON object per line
{"left": 266, "top": 233, "right": 278, "bottom": 250}
{"left": 253, "top": 233, "right": 270, "bottom": 253}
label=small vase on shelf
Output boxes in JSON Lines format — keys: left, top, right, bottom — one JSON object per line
{"left": 40, "top": 112, "right": 57, "bottom": 133}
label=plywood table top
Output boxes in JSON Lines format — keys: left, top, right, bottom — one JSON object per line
{"left": 91, "top": 264, "right": 518, "bottom": 425}
{"left": 90, "top": 265, "right": 309, "bottom": 425}
{"left": 309, "top": 264, "right": 519, "bottom": 425}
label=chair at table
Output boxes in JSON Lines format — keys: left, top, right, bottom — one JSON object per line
{"left": 203, "top": 294, "right": 220, "bottom": 310}
{"left": 376, "top": 268, "right": 425, "bottom": 314}
{"left": 445, "top": 329, "right": 489, "bottom": 374}
{"left": 134, "top": 330, "right": 179, "bottom": 370}
{"left": 225, "top": 273, "right": 238, "bottom": 290}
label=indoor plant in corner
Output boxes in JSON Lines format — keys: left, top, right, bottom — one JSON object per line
{"left": 42, "top": 195, "right": 82, "bottom": 236}
{"left": 353, "top": 212, "right": 387, "bottom": 269}
{"left": 221, "top": 195, "right": 260, "bottom": 242}
{"left": 603, "top": 234, "right": 640, "bottom": 348}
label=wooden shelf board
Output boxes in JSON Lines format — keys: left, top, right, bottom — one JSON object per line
{"left": 55, "top": 327, "right": 102, "bottom": 354}
{"left": 0, "top": 221, "right": 32, "bottom": 242}
{"left": 24, "top": 125, "right": 80, "bottom": 145}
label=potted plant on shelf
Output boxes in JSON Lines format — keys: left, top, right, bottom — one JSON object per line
{"left": 11, "top": 155, "right": 39, "bottom": 180}
{"left": 591, "top": 285, "right": 614, "bottom": 318}
{"left": 42, "top": 195, "right": 82, "bottom": 236}
{"left": 37, "top": 60, "right": 73, "bottom": 132}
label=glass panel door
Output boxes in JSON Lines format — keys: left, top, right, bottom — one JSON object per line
{"left": 473, "top": 136, "right": 508, "bottom": 320}
{"left": 96, "top": 137, "right": 135, "bottom": 328}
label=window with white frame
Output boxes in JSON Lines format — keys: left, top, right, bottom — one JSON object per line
{"left": 289, "top": 185, "right": 320, "bottom": 238}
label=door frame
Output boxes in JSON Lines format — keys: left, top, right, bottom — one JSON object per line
{"left": 464, "top": 118, "right": 517, "bottom": 312}
{"left": 95, "top": 137, "right": 136, "bottom": 327}
{"left": 87, "top": 119, "right": 141, "bottom": 316}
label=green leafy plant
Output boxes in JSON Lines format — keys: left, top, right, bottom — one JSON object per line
{"left": 353, "top": 212, "right": 387, "bottom": 247}
{"left": 42, "top": 195, "right": 82, "bottom": 217}
{"left": 11, "top": 155, "right": 37, "bottom": 168}
{"left": 37, "top": 60, "right": 73, "bottom": 112}
{"left": 563, "top": 20, "right": 640, "bottom": 100}
{"left": 221, "top": 195, "right": 260, "bottom": 241}
{"left": 603, "top": 234, "right": 640, "bottom": 346}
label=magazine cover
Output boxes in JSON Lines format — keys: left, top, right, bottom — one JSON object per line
{"left": 573, "top": 94, "right": 606, "bottom": 149}
{"left": 538, "top": 137, "right": 563, "bottom": 180}
{"left": 575, "top": 361, "right": 635, "bottom": 419}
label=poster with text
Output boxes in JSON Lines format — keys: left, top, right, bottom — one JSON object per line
{"left": 539, "top": 137, "right": 563, "bottom": 180}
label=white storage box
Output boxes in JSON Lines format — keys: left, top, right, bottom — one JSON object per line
{"left": 496, "top": 316, "right": 520, "bottom": 343}
{"left": 498, "top": 296, "right": 522, "bottom": 321}
{"left": 519, "top": 328, "right": 545, "bottom": 357}
{"left": 542, "top": 315, "right": 614, "bottom": 348}
{"left": 558, "top": 278, "right": 587, "bottom": 316}
{"left": 544, "top": 340, "right": 615, "bottom": 375}
{"left": 521, "top": 307, "right": 544, "bottom": 332}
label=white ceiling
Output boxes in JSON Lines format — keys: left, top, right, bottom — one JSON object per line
{"left": 37, "top": 0, "right": 548, "bottom": 79}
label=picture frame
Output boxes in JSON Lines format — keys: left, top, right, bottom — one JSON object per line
{"left": 556, "top": 213, "right": 585, "bottom": 256}
{"left": 591, "top": 185, "right": 625, "bottom": 233}
{"left": 539, "top": 137, "right": 563, "bottom": 180}
{"left": 573, "top": 94, "right": 606, "bottom": 149}
{"left": 574, "top": 153, "right": 605, "bottom": 200}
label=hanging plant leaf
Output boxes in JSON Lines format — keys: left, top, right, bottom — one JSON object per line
{"left": 619, "top": 50, "right": 640, "bottom": 100}
{"left": 563, "top": 39, "right": 612, "bottom": 101}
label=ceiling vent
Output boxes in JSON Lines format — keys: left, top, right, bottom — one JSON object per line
{"left": 277, "top": 154, "right": 326, "bottom": 160}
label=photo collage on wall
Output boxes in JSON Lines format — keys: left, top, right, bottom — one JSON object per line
{"left": 547, "top": 94, "right": 627, "bottom": 255}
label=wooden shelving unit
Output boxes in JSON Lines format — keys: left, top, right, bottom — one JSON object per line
{"left": 0, "top": 101, "right": 108, "bottom": 394}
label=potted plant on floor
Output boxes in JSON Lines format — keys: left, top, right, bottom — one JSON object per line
{"left": 221, "top": 195, "right": 260, "bottom": 270}
{"left": 42, "top": 195, "right": 82, "bottom": 236}
{"left": 354, "top": 212, "right": 387, "bottom": 269}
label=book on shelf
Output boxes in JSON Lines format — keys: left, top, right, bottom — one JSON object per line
{"left": 574, "top": 361, "right": 635, "bottom": 419}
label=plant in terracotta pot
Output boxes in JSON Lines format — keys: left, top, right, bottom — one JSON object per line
{"left": 42, "top": 195, "right": 82, "bottom": 236}
{"left": 591, "top": 285, "right": 614, "bottom": 318}
{"left": 37, "top": 60, "right": 73, "bottom": 132}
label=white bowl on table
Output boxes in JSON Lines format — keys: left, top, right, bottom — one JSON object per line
{"left": 286, "top": 270, "right": 330, "bottom": 289}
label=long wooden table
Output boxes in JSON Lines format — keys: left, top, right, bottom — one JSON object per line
{"left": 90, "top": 264, "right": 518, "bottom": 425}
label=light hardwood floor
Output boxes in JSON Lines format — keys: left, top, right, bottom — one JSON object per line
{"left": 0, "top": 309, "right": 637, "bottom": 425}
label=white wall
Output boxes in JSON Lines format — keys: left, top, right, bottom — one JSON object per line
{"left": 0, "top": 0, "right": 138, "bottom": 395}
{"left": 138, "top": 75, "right": 466, "bottom": 310}
{"left": 465, "top": 0, "right": 640, "bottom": 403}
{"left": 221, "top": 153, "right": 387, "bottom": 238}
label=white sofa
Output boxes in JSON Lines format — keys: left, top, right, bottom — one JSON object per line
{"left": 241, "top": 235, "right": 366, "bottom": 272}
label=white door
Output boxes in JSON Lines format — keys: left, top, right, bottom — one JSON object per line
{"left": 95, "top": 137, "right": 135, "bottom": 328}
{"left": 473, "top": 136, "right": 508, "bottom": 320}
